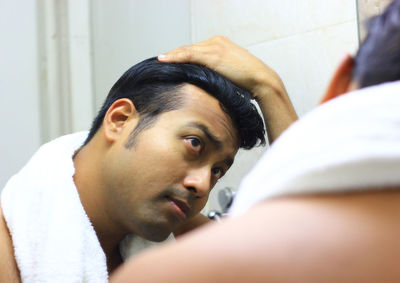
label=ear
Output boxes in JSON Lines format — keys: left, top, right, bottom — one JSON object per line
{"left": 320, "top": 54, "right": 355, "bottom": 104}
{"left": 103, "top": 98, "right": 138, "bottom": 143}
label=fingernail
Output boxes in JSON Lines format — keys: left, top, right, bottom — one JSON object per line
{"left": 158, "top": 54, "right": 167, "bottom": 60}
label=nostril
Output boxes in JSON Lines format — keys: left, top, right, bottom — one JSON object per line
{"left": 186, "top": 186, "right": 197, "bottom": 193}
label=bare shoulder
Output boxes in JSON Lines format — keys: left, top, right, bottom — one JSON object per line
{"left": 111, "top": 189, "right": 400, "bottom": 283}
{"left": 243, "top": 190, "right": 400, "bottom": 282}
{"left": 0, "top": 203, "right": 21, "bottom": 283}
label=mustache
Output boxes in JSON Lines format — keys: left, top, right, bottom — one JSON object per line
{"left": 161, "top": 187, "right": 195, "bottom": 203}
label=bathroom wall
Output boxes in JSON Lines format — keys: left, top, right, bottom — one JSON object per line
{"left": 0, "top": 1, "right": 41, "bottom": 189}
{"left": 197, "top": 0, "right": 360, "bottom": 210}
{"left": 88, "top": 0, "right": 360, "bottom": 212}
{"left": 1, "top": 0, "right": 360, "bottom": 210}
{"left": 0, "top": 0, "right": 96, "bottom": 190}
{"left": 90, "top": 0, "right": 192, "bottom": 109}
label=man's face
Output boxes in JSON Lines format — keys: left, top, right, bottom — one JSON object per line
{"left": 103, "top": 84, "right": 239, "bottom": 241}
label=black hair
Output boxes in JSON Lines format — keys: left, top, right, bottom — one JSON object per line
{"left": 353, "top": 0, "right": 400, "bottom": 88}
{"left": 84, "top": 57, "right": 266, "bottom": 149}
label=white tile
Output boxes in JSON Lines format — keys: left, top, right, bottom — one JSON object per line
{"left": 248, "top": 20, "right": 358, "bottom": 117}
{"left": 191, "top": 0, "right": 294, "bottom": 45}
{"left": 295, "top": 0, "right": 357, "bottom": 33}
{"left": 296, "top": 21, "right": 359, "bottom": 114}
{"left": 191, "top": 0, "right": 357, "bottom": 47}
{"left": 248, "top": 34, "right": 307, "bottom": 115}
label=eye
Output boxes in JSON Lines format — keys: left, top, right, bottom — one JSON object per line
{"left": 184, "top": 137, "right": 203, "bottom": 154}
{"left": 211, "top": 167, "right": 224, "bottom": 179}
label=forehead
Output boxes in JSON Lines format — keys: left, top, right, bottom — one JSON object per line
{"left": 175, "top": 84, "right": 239, "bottom": 149}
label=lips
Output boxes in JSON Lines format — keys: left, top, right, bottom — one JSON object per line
{"left": 166, "top": 196, "right": 190, "bottom": 220}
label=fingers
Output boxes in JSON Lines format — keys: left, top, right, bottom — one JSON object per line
{"left": 157, "top": 36, "right": 279, "bottom": 97}
{"left": 158, "top": 46, "right": 198, "bottom": 64}
{"left": 158, "top": 44, "right": 209, "bottom": 64}
{"left": 157, "top": 36, "right": 232, "bottom": 65}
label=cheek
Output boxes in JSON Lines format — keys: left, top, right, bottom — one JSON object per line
{"left": 148, "top": 160, "right": 188, "bottom": 186}
{"left": 192, "top": 196, "right": 209, "bottom": 216}
{"left": 134, "top": 145, "right": 189, "bottom": 184}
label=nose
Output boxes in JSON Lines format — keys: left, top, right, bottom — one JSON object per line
{"left": 183, "top": 166, "right": 212, "bottom": 198}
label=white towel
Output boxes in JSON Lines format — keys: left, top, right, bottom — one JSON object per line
{"left": 230, "top": 81, "right": 400, "bottom": 217}
{"left": 120, "top": 233, "right": 175, "bottom": 261}
{"left": 1, "top": 132, "right": 108, "bottom": 282}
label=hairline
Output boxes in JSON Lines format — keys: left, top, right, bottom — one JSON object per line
{"left": 124, "top": 84, "right": 188, "bottom": 149}
{"left": 124, "top": 83, "right": 241, "bottom": 152}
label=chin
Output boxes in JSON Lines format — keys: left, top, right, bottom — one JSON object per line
{"left": 144, "top": 231, "right": 172, "bottom": 242}
{"left": 139, "top": 223, "right": 173, "bottom": 242}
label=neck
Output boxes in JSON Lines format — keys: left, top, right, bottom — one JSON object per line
{"left": 73, "top": 139, "right": 129, "bottom": 257}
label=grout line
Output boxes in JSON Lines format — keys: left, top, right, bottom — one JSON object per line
{"left": 355, "top": 0, "right": 361, "bottom": 45}
{"left": 246, "top": 19, "right": 358, "bottom": 49}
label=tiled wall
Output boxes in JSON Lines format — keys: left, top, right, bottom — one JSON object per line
{"left": 191, "top": 0, "right": 359, "bottom": 116}
{"left": 194, "top": 0, "right": 360, "bottom": 210}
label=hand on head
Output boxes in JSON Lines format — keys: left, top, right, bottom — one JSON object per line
{"left": 158, "top": 36, "right": 286, "bottom": 102}
{"left": 158, "top": 36, "right": 298, "bottom": 143}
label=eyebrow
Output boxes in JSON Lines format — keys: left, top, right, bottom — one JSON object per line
{"left": 184, "top": 122, "right": 234, "bottom": 169}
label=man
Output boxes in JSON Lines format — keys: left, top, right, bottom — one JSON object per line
{"left": 110, "top": 1, "right": 400, "bottom": 282}
{"left": 0, "top": 56, "right": 295, "bottom": 281}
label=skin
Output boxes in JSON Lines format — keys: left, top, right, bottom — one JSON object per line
{"left": 110, "top": 190, "right": 400, "bottom": 283}
{"left": 0, "top": 203, "right": 21, "bottom": 283}
{"left": 158, "top": 36, "right": 298, "bottom": 142}
{"left": 0, "top": 36, "right": 320, "bottom": 281}
{"left": 171, "top": 38, "right": 300, "bottom": 238}
{"left": 2, "top": 36, "right": 297, "bottom": 280}
{"left": 109, "top": 40, "right": 400, "bottom": 281}
{"left": 73, "top": 84, "right": 239, "bottom": 272}
{"left": 0, "top": 82, "right": 242, "bottom": 280}
{"left": 165, "top": 37, "right": 299, "bottom": 237}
